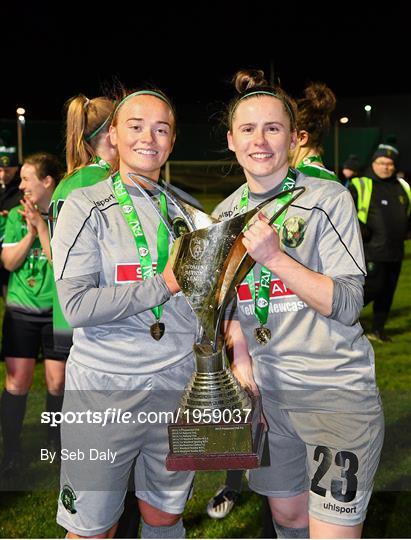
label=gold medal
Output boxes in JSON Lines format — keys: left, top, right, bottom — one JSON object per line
{"left": 254, "top": 326, "right": 271, "bottom": 345}
{"left": 150, "top": 322, "right": 165, "bottom": 340}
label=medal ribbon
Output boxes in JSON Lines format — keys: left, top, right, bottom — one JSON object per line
{"left": 112, "top": 172, "right": 169, "bottom": 321}
{"left": 239, "top": 168, "right": 297, "bottom": 327}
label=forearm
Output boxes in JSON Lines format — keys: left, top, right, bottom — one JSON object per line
{"left": 330, "top": 275, "right": 364, "bottom": 325}
{"left": 56, "top": 272, "right": 172, "bottom": 327}
{"left": 224, "top": 320, "right": 257, "bottom": 394}
{"left": 1, "top": 233, "right": 36, "bottom": 271}
{"left": 265, "top": 251, "right": 334, "bottom": 316}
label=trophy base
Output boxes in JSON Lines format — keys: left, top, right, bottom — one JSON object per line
{"left": 166, "top": 420, "right": 265, "bottom": 471}
{"left": 166, "top": 396, "right": 265, "bottom": 471}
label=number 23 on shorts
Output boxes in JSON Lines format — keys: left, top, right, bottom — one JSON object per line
{"left": 310, "top": 445, "right": 359, "bottom": 503}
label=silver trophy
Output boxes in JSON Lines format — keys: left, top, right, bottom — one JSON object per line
{"left": 127, "top": 173, "right": 305, "bottom": 470}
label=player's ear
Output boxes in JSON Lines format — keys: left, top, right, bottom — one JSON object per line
{"left": 227, "top": 131, "right": 235, "bottom": 153}
{"left": 290, "top": 130, "right": 298, "bottom": 150}
{"left": 109, "top": 125, "right": 117, "bottom": 146}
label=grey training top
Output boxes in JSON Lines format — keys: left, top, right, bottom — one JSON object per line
{"left": 52, "top": 177, "right": 197, "bottom": 375}
{"left": 213, "top": 171, "right": 381, "bottom": 413}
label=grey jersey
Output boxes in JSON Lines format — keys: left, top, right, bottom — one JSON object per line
{"left": 214, "top": 171, "right": 381, "bottom": 412}
{"left": 52, "top": 177, "right": 196, "bottom": 375}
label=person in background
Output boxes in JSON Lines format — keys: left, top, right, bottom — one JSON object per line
{"left": 0, "top": 145, "right": 22, "bottom": 297}
{"left": 48, "top": 94, "right": 117, "bottom": 354}
{"left": 213, "top": 68, "right": 384, "bottom": 539}
{"left": 341, "top": 154, "right": 361, "bottom": 187}
{"left": 290, "top": 82, "right": 339, "bottom": 181}
{"left": 349, "top": 142, "right": 410, "bottom": 343}
{"left": 0, "top": 152, "right": 64, "bottom": 477}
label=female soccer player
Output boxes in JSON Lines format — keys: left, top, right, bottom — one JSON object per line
{"left": 52, "top": 88, "right": 196, "bottom": 538}
{"left": 1, "top": 152, "right": 64, "bottom": 476}
{"left": 213, "top": 69, "right": 384, "bottom": 539}
{"left": 49, "top": 95, "right": 116, "bottom": 354}
{"left": 290, "top": 82, "right": 339, "bottom": 181}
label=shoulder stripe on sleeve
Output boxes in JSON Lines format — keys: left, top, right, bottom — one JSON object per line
{"left": 58, "top": 202, "right": 118, "bottom": 280}
{"left": 291, "top": 203, "right": 367, "bottom": 276}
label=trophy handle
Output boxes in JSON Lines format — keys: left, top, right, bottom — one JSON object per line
{"left": 129, "top": 173, "right": 218, "bottom": 233}
{"left": 213, "top": 186, "right": 306, "bottom": 347}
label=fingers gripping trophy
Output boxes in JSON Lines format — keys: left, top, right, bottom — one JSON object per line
{"left": 131, "top": 174, "right": 305, "bottom": 471}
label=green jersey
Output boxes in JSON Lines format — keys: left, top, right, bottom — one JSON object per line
{"left": 0, "top": 214, "right": 6, "bottom": 243}
{"left": 3, "top": 206, "right": 53, "bottom": 316}
{"left": 296, "top": 156, "right": 340, "bottom": 182}
{"left": 48, "top": 158, "right": 111, "bottom": 352}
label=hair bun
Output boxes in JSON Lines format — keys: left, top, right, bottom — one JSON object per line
{"left": 303, "top": 83, "right": 336, "bottom": 115}
{"left": 233, "top": 69, "right": 268, "bottom": 93}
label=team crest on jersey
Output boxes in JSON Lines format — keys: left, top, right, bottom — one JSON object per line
{"left": 189, "top": 237, "right": 208, "bottom": 260}
{"left": 281, "top": 216, "right": 307, "bottom": 248}
{"left": 123, "top": 205, "right": 134, "bottom": 214}
{"left": 61, "top": 484, "right": 77, "bottom": 514}
{"left": 172, "top": 217, "right": 190, "bottom": 237}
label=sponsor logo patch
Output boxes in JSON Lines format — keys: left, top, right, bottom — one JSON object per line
{"left": 237, "top": 278, "right": 295, "bottom": 302}
{"left": 116, "top": 262, "right": 157, "bottom": 283}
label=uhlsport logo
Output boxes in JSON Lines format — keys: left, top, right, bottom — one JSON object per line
{"left": 323, "top": 502, "right": 357, "bottom": 515}
{"left": 189, "top": 237, "right": 208, "bottom": 260}
{"left": 281, "top": 216, "right": 307, "bottom": 248}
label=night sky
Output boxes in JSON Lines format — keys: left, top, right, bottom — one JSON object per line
{"left": 1, "top": 5, "right": 409, "bottom": 122}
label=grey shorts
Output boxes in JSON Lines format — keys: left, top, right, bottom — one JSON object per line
{"left": 56, "top": 357, "right": 195, "bottom": 537}
{"left": 249, "top": 396, "right": 384, "bottom": 526}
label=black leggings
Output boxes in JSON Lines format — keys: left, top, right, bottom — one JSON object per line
{"left": 364, "top": 260, "right": 402, "bottom": 331}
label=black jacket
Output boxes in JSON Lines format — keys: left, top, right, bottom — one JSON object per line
{"left": 349, "top": 168, "right": 410, "bottom": 262}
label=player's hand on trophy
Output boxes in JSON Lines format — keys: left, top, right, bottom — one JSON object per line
{"left": 225, "top": 320, "right": 259, "bottom": 396}
{"left": 163, "top": 260, "right": 181, "bottom": 295}
{"left": 231, "top": 355, "right": 269, "bottom": 431}
{"left": 231, "top": 360, "right": 259, "bottom": 397}
{"left": 242, "top": 212, "right": 283, "bottom": 267}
